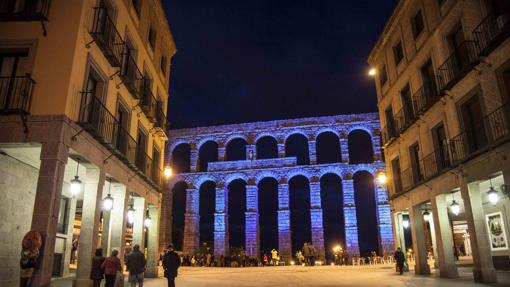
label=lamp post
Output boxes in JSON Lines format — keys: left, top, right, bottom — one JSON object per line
{"left": 144, "top": 208, "right": 152, "bottom": 227}
{"left": 103, "top": 178, "right": 114, "bottom": 211}
{"left": 69, "top": 158, "right": 82, "bottom": 197}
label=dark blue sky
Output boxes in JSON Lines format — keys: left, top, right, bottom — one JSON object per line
{"left": 163, "top": 1, "right": 396, "bottom": 129}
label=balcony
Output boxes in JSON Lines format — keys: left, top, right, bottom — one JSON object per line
{"left": 450, "top": 102, "right": 510, "bottom": 164}
{"left": 89, "top": 5, "right": 125, "bottom": 67}
{"left": 411, "top": 84, "right": 441, "bottom": 116}
{"left": 135, "top": 148, "right": 153, "bottom": 180}
{"left": 437, "top": 41, "right": 480, "bottom": 92}
{"left": 140, "top": 82, "right": 157, "bottom": 122}
{"left": 0, "top": 74, "right": 35, "bottom": 114}
{"left": 473, "top": 11, "right": 510, "bottom": 57}
{"left": 381, "top": 123, "right": 397, "bottom": 146}
{"left": 394, "top": 107, "right": 416, "bottom": 134}
{"left": 120, "top": 51, "right": 144, "bottom": 99}
{"left": 0, "top": 0, "right": 51, "bottom": 21}
{"left": 154, "top": 105, "right": 166, "bottom": 130}
{"left": 421, "top": 148, "right": 451, "bottom": 179}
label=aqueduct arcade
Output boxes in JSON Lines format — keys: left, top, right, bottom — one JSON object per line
{"left": 161, "top": 113, "right": 394, "bottom": 262}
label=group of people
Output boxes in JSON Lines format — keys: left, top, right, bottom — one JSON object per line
{"left": 89, "top": 243, "right": 181, "bottom": 287}
{"left": 300, "top": 243, "right": 319, "bottom": 266}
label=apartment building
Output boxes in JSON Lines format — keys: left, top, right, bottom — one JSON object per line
{"left": 368, "top": 0, "right": 510, "bottom": 283}
{"left": 0, "top": 0, "right": 176, "bottom": 286}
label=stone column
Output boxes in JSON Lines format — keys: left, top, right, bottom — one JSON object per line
{"left": 146, "top": 204, "right": 161, "bottom": 278}
{"left": 183, "top": 188, "right": 199, "bottom": 255}
{"left": 427, "top": 212, "right": 439, "bottom": 269}
{"left": 308, "top": 140, "right": 317, "bottom": 164}
{"left": 218, "top": 147, "right": 226, "bottom": 161}
{"left": 372, "top": 134, "right": 382, "bottom": 161}
{"left": 278, "top": 183, "right": 291, "bottom": 262}
{"left": 277, "top": 143, "right": 285, "bottom": 158}
{"left": 309, "top": 181, "right": 325, "bottom": 260}
{"left": 214, "top": 185, "right": 229, "bottom": 255}
{"left": 245, "top": 184, "right": 260, "bottom": 258}
{"left": 190, "top": 147, "right": 198, "bottom": 172}
{"left": 459, "top": 181, "right": 497, "bottom": 283}
{"left": 159, "top": 183, "right": 173, "bottom": 252}
{"left": 431, "top": 194, "right": 458, "bottom": 278}
{"left": 246, "top": 144, "right": 256, "bottom": 160}
{"left": 30, "top": 141, "right": 68, "bottom": 287}
{"left": 339, "top": 133, "right": 349, "bottom": 163}
{"left": 392, "top": 212, "right": 406, "bottom": 251}
{"left": 107, "top": 184, "right": 129, "bottom": 264}
{"left": 374, "top": 184, "right": 394, "bottom": 255}
{"left": 132, "top": 196, "right": 147, "bottom": 247}
{"left": 74, "top": 168, "right": 105, "bottom": 287}
{"left": 409, "top": 204, "right": 431, "bottom": 275}
{"left": 342, "top": 178, "right": 359, "bottom": 256}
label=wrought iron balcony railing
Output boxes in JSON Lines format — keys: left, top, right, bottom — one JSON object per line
{"left": 140, "top": 81, "right": 157, "bottom": 122}
{"left": 411, "top": 84, "right": 440, "bottom": 116}
{"left": 473, "top": 11, "right": 510, "bottom": 57}
{"left": 120, "top": 51, "right": 144, "bottom": 99}
{"left": 135, "top": 147, "right": 153, "bottom": 179}
{"left": 89, "top": 5, "right": 125, "bottom": 67}
{"left": 381, "top": 123, "right": 397, "bottom": 146}
{"left": 154, "top": 104, "right": 166, "bottom": 130}
{"left": 437, "top": 41, "right": 480, "bottom": 92}
{"left": 0, "top": 74, "right": 35, "bottom": 114}
{"left": 0, "top": 0, "right": 51, "bottom": 21}
{"left": 394, "top": 106, "right": 417, "bottom": 134}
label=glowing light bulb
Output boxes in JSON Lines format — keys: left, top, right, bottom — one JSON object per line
{"left": 450, "top": 200, "right": 460, "bottom": 216}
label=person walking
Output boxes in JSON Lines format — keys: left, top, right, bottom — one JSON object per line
{"left": 126, "top": 244, "right": 146, "bottom": 287}
{"left": 90, "top": 248, "right": 105, "bottom": 287}
{"left": 302, "top": 243, "right": 310, "bottom": 266}
{"left": 102, "top": 249, "right": 122, "bottom": 287}
{"left": 394, "top": 247, "right": 406, "bottom": 275}
{"left": 163, "top": 244, "right": 181, "bottom": 287}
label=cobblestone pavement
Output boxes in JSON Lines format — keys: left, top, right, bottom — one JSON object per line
{"left": 51, "top": 264, "right": 510, "bottom": 287}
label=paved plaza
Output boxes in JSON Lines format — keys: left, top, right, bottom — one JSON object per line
{"left": 52, "top": 264, "right": 510, "bottom": 287}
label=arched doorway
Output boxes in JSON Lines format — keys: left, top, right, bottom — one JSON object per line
{"left": 353, "top": 171, "right": 379, "bottom": 256}
{"left": 320, "top": 173, "right": 344, "bottom": 262}
{"left": 228, "top": 179, "right": 247, "bottom": 252}
{"left": 256, "top": 136, "right": 278, "bottom": 159}
{"left": 199, "top": 181, "right": 216, "bottom": 254}
{"left": 316, "top": 132, "right": 341, "bottom": 164}
{"left": 348, "top": 130, "right": 374, "bottom": 164}
{"left": 171, "top": 143, "right": 191, "bottom": 173}
{"left": 286, "top": 134, "right": 310, "bottom": 165}
{"left": 198, "top": 141, "right": 218, "bottom": 172}
{"left": 258, "top": 177, "right": 279, "bottom": 257}
{"left": 289, "top": 175, "right": 311, "bottom": 255}
{"left": 172, "top": 181, "right": 188, "bottom": 251}
{"left": 226, "top": 138, "right": 247, "bottom": 161}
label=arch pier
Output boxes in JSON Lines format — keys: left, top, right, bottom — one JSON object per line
{"left": 163, "top": 113, "right": 393, "bottom": 262}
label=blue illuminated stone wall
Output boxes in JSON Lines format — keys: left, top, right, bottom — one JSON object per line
{"left": 165, "top": 113, "right": 394, "bottom": 260}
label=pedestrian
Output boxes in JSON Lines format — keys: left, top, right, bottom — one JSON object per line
{"left": 271, "top": 249, "right": 278, "bottom": 266}
{"left": 90, "top": 248, "right": 105, "bottom": 287}
{"left": 102, "top": 249, "right": 122, "bottom": 287}
{"left": 302, "top": 243, "right": 310, "bottom": 266}
{"left": 309, "top": 244, "right": 317, "bottom": 266}
{"left": 163, "top": 244, "right": 181, "bottom": 287}
{"left": 19, "top": 248, "right": 39, "bottom": 287}
{"left": 126, "top": 244, "right": 146, "bottom": 287}
{"left": 263, "top": 254, "right": 268, "bottom": 266}
{"left": 394, "top": 247, "right": 406, "bottom": 275}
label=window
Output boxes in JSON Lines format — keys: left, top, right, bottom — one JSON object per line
{"left": 400, "top": 84, "right": 413, "bottom": 121}
{"left": 160, "top": 56, "right": 167, "bottom": 75}
{"left": 385, "top": 106, "right": 395, "bottom": 137}
{"left": 459, "top": 95, "right": 488, "bottom": 152}
{"left": 136, "top": 125, "right": 148, "bottom": 171}
{"left": 132, "top": 0, "right": 141, "bottom": 16}
{"left": 116, "top": 101, "right": 130, "bottom": 154}
{"left": 57, "top": 197, "right": 70, "bottom": 234}
{"left": 420, "top": 59, "right": 437, "bottom": 98}
{"left": 501, "top": 67, "right": 510, "bottom": 102}
{"left": 393, "top": 41, "right": 404, "bottom": 65}
{"left": 432, "top": 122, "right": 450, "bottom": 168}
{"left": 148, "top": 25, "right": 157, "bottom": 49}
{"left": 412, "top": 11, "right": 425, "bottom": 39}
{"left": 391, "top": 157, "right": 402, "bottom": 194}
{"left": 380, "top": 64, "right": 388, "bottom": 86}
{"left": 409, "top": 143, "right": 422, "bottom": 183}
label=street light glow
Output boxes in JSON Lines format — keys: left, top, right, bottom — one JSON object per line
{"left": 402, "top": 218, "right": 410, "bottom": 229}
{"left": 376, "top": 172, "right": 387, "bottom": 185}
{"left": 69, "top": 176, "right": 82, "bottom": 197}
{"left": 368, "top": 68, "right": 377, "bottom": 76}
{"left": 422, "top": 210, "right": 431, "bottom": 222}
{"left": 450, "top": 200, "right": 460, "bottom": 216}
{"left": 487, "top": 187, "right": 499, "bottom": 205}
{"left": 164, "top": 166, "right": 173, "bottom": 178}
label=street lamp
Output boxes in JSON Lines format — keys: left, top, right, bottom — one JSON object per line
{"left": 127, "top": 203, "right": 135, "bottom": 224}
{"left": 402, "top": 218, "right": 410, "bottom": 229}
{"left": 368, "top": 68, "right": 377, "bottom": 76}
{"left": 376, "top": 172, "right": 388, "bottom": 185}
{"left": 144, "top": 209, "right": 152, "bottom": 227}
{"left": 103, "top": 179, "right": 114, "bottom": 211}
{"left": 422, "top": 210, "right": 431, "bottom": 222}
{"left": 450, "top": 200, "right": 460, "bottom": 216}
{"left": 69, "top": 159, "right": 82, "bottom": 197}
{"left": 164, "top": 166, "right": 173, "bottom": 179}
{"left": 487, "top": 187, "right": 499, "bottom": 205}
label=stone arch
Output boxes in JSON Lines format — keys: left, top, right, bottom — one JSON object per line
{"left": 286, "top": 170, "right": 311, "bottom": 182}
{"left": 257, "top": 176, "right": 279, "bottom": 255}
{"left": 226, "top": 137, "right": 248, "bottom": 161}
{"left": 288, "top": 174, "right": 311, "bottom": 255}
{"left": 169, "top": 139, "right": 190, "bottom": 154}
{"left": 256, "top": 136, "right": 278, "bottom": 159}
{"left": 171, "top": 142, "right": 191, "bottom": 173}
{"left": 351, "top": 165, "right": 376, "bottom": 177}
{"left": 172, "top": 181, "right": 189, "bottom": 251}
{"left": 314, "top": 128, "right": 340, "bottom": 138}
{"left": 285, "top": 133, "right": 310, "bottom": 165}
{"left": 194, "top": 175, "right": 218, "bottom": 188}
{"left": 347, "top": 126, "right": 373, "bottom": 137}
{"left": 352, "top": 170, "right": 378, "bottom": 256}
{"left": 228, "top": 178, "right": 248, "bottom": 250}
{"left": 318, "top": 167, "right": 343, "bottom": 179}
{"left": 224, "top": 173, "right": 249, "bottom": 186}
{"left": 316, "top": 131, "right": 342, "bottom": 164}
{"left": 197, "top": 137, "right": 219, "bottom": 150}
{"left": 319, "top": 173, "right": 344, "bottom": 262}
{"left": 225, "top": 134, "right": 249, "bottom": 146}
{"left": 284, "top": 130, "right": 309, "bottom": 141}
{"left": 198, "top": 140, "right": 218, "bottom": 172}
{"left": 348, "top": 129, "right": 374, "bottom": 164}
{"left": 198, "top": 180, "right": 216, "bottom": 249}
{"left": 255, "top": 171, "right": 279, "bottom": 185}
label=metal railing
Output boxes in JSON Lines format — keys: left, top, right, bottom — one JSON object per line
{"left": 394, "top": 106, "right": 416, "bottom": 134}
{"left": 450, "top": 102, "right": 510, "bottom": 164}
{"left": 411, "top": 84, "right": 440, "bottom": 116}
{"left": 135, "top": 148, "right": 153, "bottom": 179}
{"left": 140, "top": 81, "right": 157, "bottom": 121}
{"left": 0, "top": 0, "right": 51, "bottom": 21}
{"left": 381, "top": 123, "right": 397, "bottom": 145}
{"left": 401, "top": 168, "right": 414, "bottom": 191}
{"left": 421, "top": 148, "right": 451, "bottom": 180}
{"left": 120, "top": 51, "right": 144, "bottom": 99}
{"left": 89, "top": 5, "right": 125, "bottom": 67}
{"left": 473, "top": 12, "right": 510, "bottom": 57}
{"left": 437, "top": 41, "right": 480, "bottom": 92}
{"left": 155, "top": 104, "right": 166, "bottom": 130}
{"left": 0, "top": 75, "right": 35, "bottom": 114}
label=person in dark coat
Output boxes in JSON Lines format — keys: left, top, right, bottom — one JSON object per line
{"left": 162, "top": 244, "right": 181, "bottom": 287}
{"left": 126, "top": 244, "right": 146, "bottom": 287}
{"left": 394, "top": 247, "right": 406, "bottom": 275}
{"left": 101, "top": 249, "right": 122, "bottom": 287}
{"left": 90, "top": 248, "right": 105, "bottom": 287}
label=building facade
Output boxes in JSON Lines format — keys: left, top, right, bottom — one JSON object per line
{"left": 161, "top": 113, "right": 394, "bottom": 262}
{"left": 368, "top": 0, "right": 510, "bottom": 283}
{"left": 0, "top": 1, "right": 175, "bottom": 286}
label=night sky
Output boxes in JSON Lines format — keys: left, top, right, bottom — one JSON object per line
{"left": 163, "top": 0, "right": 397, "bottom": 129}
